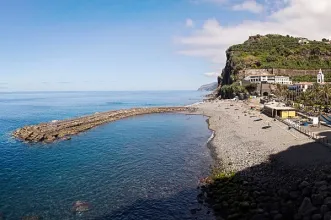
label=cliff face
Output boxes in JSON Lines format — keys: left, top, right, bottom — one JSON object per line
{"left": 198, "top": 82, "right": 218, "bottom": 91}
{"left": 221, "top": 34, "right": 331, "bottom": 85}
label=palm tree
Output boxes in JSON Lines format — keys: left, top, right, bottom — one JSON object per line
{"left": 275, "top": 84, "right": 289, "bottom": 101}
{"left": 321, "top": 84, "right": 331, "bottom": 108}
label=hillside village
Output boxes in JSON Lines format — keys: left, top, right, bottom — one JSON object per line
{"left": 215, "top": 35, "right": 331, "bottom": 148}
{"left": 194, "top": 35, "right": 331, "bottom": 220}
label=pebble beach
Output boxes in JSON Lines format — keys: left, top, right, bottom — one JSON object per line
{"left": 193, "top": 99, "right": 331, "bottom": 220}
{"left": 195, "top": 99, "right": 331, "bottom": 171}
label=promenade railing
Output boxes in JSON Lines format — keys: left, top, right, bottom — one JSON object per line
{"left": 275, "top": 116, "right": 330, "bottom": 147}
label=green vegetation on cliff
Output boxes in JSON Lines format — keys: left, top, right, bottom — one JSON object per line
{"left": 221, "top": 34, "right": 331, "bottom": 85}
{"left": 230, "top": 34, "right": 331, "bottom": 70}
{"left": 292, "top": 73, "right": 331, "bottom": 82}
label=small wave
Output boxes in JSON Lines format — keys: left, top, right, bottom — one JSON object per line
{"left": 142, "top": 103, "right": 161, "bottom": 106}
{"left": 105, "top": 101, "right": 130, "bottom": 105}
{"left": 104, "top": 102, "right": 165, "bottom": 107}
{"left": 0, "top": 98, "right": 42, "bottom": 103}
{"left": 207, "top": 131, "right": 215, "bottom": 144}
{"left": 186, "top": 101, "right": 203, "bottom": 107}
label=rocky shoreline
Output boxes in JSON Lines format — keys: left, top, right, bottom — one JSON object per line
{"left": 194, "top": 100, "right": 331, "bottom": 220}
{"left": 13, "top": 107, "right": 194, "bottom": 143}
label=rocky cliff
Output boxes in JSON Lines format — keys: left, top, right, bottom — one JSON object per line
{"left": 221, "top": 34, "right": 331, "bottom": 85}
{"left": 198, "top": 82, "right": 218, "bottom": 91}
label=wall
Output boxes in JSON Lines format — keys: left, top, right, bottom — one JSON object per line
{"left": 280, "top": 110, "right": 296, "bottom": 119}
{"left": 238, "top": 68, "right": 331, "bottom": 79}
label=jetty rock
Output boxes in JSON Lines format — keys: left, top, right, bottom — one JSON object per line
{"left": 72, "top": 201, "right": 90, "bottom": 213}
{"left": 13, "top": 107, "right": 194, "bottom": 144}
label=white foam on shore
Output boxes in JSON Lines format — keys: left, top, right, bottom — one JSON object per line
{"left": 186, "top": 101, "right": 204, "bottom": 107}
{"left": 207, "top": 131, "right": 215, "bottom": 144}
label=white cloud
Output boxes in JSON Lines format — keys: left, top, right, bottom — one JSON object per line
{"left": 178, "top": 0, "right": 331, "bottom": 65}
{"left": 186, "top": 19, "right": 194, "bottom": 28}
{"left": 232, "top": 0, "right": 264, "bottom": 13}
{"left": 203, "top": 72, "right": 221, "bottom": 77}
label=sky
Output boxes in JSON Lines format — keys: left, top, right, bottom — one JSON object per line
{"left": 0, "top": 0, "right": 330, "bottom": 91}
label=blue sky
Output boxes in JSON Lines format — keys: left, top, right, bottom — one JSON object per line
{"left": 1, "top": 0, "right": 325, "bottom": 91}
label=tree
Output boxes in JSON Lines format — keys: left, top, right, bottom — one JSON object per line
{"left": 274, "top": 84, "right": 289, "bottom": 101}
{"left": 245, "top": 83, "right": 257, "bottom": 94}
{"left": 321, "top": 84, "right": 331, "bottom": 106}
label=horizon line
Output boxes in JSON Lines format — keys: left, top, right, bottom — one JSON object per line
{"left": 0, "top": 89, "right": 205, "bottom": 93}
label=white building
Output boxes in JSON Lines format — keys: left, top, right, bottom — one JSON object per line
{"left": 289, "top": 82, "right": 313, "bottom": 93}
{"left": 317, "top": 69, "right": 325, "bottom": 84}
{"left": 244, "top": 75, "right": 292, "bottom": 84}
{"left": 298, "top": 38, "right": 309, "bottom": 45}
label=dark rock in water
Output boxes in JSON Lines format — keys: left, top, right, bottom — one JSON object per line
{"left": 72, "top": 201, "right": 90, "bottom": 213}
{"left": 61, "top": 136, "right": 71, "bottom": 141}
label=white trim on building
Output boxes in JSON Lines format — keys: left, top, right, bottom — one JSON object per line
{"left": 244, "top": 75, "right": 292, "bottom": 84}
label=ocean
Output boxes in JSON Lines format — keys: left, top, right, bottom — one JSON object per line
{"left": 0, "top": 91, "right": 214, "bottom": 220}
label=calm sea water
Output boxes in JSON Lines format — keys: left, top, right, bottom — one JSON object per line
{"left": 0, "top": 91, "right": 214, "bottom": 220}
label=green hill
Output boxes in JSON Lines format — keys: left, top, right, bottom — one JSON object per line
{"left": 221, "top": 34, "right": 331, "bottom": 84}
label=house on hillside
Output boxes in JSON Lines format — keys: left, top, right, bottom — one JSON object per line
{"left": 298, "top": 38, "right": 309, "bottom": 45}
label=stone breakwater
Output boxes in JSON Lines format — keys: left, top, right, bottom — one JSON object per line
{"left": 13, "top": 107, "right": 194, "bottom": 143}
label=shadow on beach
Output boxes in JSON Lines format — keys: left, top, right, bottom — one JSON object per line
{"left": 202, "top": 139, "right": 331, "bottom": 220}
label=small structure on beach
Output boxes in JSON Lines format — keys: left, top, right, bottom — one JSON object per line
{"left": 263, "top": 102, "right": 296, "bottom": 118}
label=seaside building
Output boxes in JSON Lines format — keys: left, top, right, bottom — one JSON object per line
{"left": 289, "top": 69, "right": 326, "bottom": 94}
{"left": 263, "top": 102, "right": 296, "bottom": 119}
{"left": 288, "top": 82, "right": 314, "bottom": 93}
{"left": 244, "top": 75, "right": 292, "bottom": 85}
